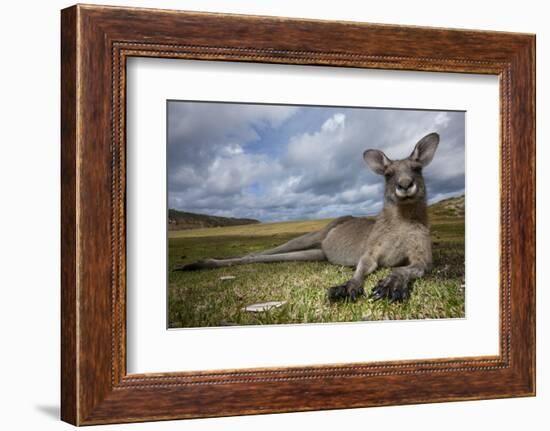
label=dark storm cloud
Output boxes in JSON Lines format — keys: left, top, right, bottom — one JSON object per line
{"left": 167, "top": 101, "right": 465, "bottom": 222}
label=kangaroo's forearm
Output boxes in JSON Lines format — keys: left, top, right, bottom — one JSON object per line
{"left": 350, "top": 255, "right": 377, "bottom": 285}
{"left": 392, "top": 262, "right": 430, "bottom": 283}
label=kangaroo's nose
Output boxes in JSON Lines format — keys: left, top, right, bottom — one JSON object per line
{"left": 397, "top": 178, "right": 414, "bottom": 190}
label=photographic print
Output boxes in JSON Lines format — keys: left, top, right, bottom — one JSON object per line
{"left": 167, "top": 101, "right": 465, "bottom": 328}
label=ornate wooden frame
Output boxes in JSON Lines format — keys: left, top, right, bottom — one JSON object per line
{"left": 61, "top": 4, "right": 535, "bottom": 425}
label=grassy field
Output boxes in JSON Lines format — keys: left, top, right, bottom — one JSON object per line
{"left": 168, "top": 213, "right": 465, "bottom": 328}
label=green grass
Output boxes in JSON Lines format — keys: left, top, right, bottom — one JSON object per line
{"left": 168, "top": 215, "right": 465, "bottom": 328}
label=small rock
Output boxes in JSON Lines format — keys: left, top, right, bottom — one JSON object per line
{"left": 242, "top": 301, "right": 286, "bottom": 313}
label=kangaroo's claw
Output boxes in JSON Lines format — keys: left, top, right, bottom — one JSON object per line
{"left": 327, "top": 284, "right": 347, "bottom": 301}
{"left": 370, "top": 274, "right": 411, "bottom": 303}
{"left": 349, "top": 285, "right": 365, "bottom": 302}
{"left": 327, "top": 280, "right": 364, "bottom": 303}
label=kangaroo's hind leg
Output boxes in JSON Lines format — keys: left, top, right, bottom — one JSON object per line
{"left": 175, "top": 216, "right": 354, "bottom": 271}
{"left": 174, "top": 249, "right": 326, "bottom": 271}
{"left": 174, "top": 231, "right": 325, "bottom": 271}
{"left": 249, "top": 231, "right": 323, "bottom": 256}
{"left": 250, "top": 216, "right": 355, "bottom": 257}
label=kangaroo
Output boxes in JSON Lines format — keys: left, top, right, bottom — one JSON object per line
{"left": 175, "top": 132, "right": 440, "bottom": 303}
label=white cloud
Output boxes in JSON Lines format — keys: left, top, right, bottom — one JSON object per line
{"left": 321, "top": 112, "right": 345, "bottom": 132}
{"left": 286, "top": 112, "right": 346, "bottom": 168}
{"left": 434, "top": 112, "right": 451, "bottom": 127}
{"left": 221, "top": 144, "right": 244, "bottom": 156}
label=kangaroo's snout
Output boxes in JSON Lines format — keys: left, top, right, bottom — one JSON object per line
{"left": 395, "top": 178, "right": 417, "bottom": 199}
{"left": 385, "top": 161, "right": 424, "bottom": 203}
{"left": 397, "top": 177, "right": 413, "bottom": 190}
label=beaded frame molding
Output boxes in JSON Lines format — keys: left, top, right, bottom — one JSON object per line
{"left": 61, "top": 4, "right": 535, "bottom": 425}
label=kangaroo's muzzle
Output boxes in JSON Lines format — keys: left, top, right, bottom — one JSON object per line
{"left": 395, "top": 182, "right": 417, "bottom": 198}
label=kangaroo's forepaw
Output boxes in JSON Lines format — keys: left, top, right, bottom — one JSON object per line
{"left": 370, "top": 274, "right": 411, "bottom": 303}
{"left": 327, "top": 280, "right": 365, "bottom": 303}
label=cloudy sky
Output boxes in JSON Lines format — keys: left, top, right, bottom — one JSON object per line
{"left": 167, "top": 101, "right": 464, "bottom": 222}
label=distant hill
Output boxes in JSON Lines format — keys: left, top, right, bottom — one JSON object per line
{"left": 168, "top": 209, "right": 260, "bottom": 231}
{"left": 169, "top": 195, "right": 463, "bottom": 231}
{"left": 428, "top": 195, "right": 465, "bottom": 218}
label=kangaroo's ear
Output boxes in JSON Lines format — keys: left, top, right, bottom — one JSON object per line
{"left": 363, "top": 149, "right": 391, "bottom": 175}
{"left": 409, "top": 132, "right": 440, "bottom": 167}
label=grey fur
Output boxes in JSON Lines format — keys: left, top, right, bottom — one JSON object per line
{"left": 175, "top": 132, "right": 440, "bottom": 303}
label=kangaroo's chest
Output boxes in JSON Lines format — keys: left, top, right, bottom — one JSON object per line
{"left": 368, "top": 221, "right": 428, "bottom": 267}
